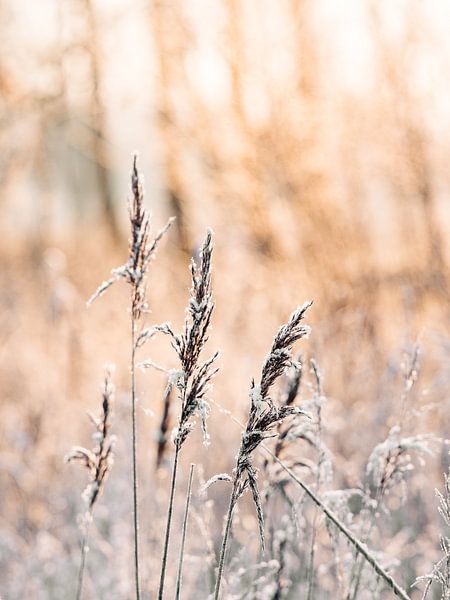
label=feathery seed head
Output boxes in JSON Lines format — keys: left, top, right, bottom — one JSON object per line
{"left": 153, "top": 230, "right": 219, "bottom": 450}
{"left": 231, "top": 302, "right": 312, "bottom": 550}
{"left": 87, "top": 156, "right": 173, "bottom": 319}
{"left": 66, "top": 368, "right": 116, "bottom": 509}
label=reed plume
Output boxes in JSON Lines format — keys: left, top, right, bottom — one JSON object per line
{"left": 213, "top": 302, "right": 312, "bottom": 599}
{"left": 66, "top": 367, "right": 115, "bottom": 600}
{"left": 88, "top": 156, "right": 173, "bottom": 599}
{"left": 142, "top": 230, "right": 218, "bottom": 599}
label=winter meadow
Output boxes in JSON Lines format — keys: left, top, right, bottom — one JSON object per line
{"left": 1, "top": 1, "right": 450, "bottom": 599}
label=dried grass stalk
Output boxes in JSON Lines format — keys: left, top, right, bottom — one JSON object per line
{"left": 175, "top": 463, "right": 195, "bottom": 600}
{"left": 155, "top": 230, "right": 218, "bottom": 600}
{"left": 66, "top": 367, "right": 115, "bottom": 600}
{"left": 213, "top": 303, "right": 312, "bottom": 599}
{"left": 88, "top": 156, "right": 173, "bottom": 600}
{"left": 414, "top": 468, "right": 450, "bottom": 599}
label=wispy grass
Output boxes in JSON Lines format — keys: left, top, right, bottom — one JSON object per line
{"left": 213, "top": 302, "right": 312, "bottom": 599}
{"left": 140, "top": 230, "right": 218, "bottom": 600}
{"left": 66, "top": 367, "right": 115, "bottom": 600}
{"left": 87, "top": 156, "right": 173, "bottom": 599}
{"left": 207, "top": 365, "right": 414, "bottom": 600}
{"left": 414, "top": 464, "right": 450, "bottom": 599}
{"left": 265, "top": 448, "right": 412, "bottom": 600}
{"left": 74, "top": 208, "right": 444, "bottom": 600}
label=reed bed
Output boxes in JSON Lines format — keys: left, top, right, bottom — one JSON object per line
{"left": 27, "top": 157, "right": 450, "bottom": 598}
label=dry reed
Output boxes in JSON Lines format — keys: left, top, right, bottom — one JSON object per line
{"left": 142, "top": 230, "right": 218, "bottom": 599}
{"left": 213, "top": 302, "right": 312, "bottom": 599}
{"left": 66, "top": 367, "right": 115, "bottom": 600}
{"left": 88, "top": 156, "right": 173, "bottom": 599}
{"left": 175, "top": 462, "right": 195, "bottom": 600}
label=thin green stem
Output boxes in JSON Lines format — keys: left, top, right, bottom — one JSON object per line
{"left": 158, "top": 443, "right": 181, "bottom": 600}
{"left": 213, "top": 483, "right": 238, "bottom": 600}
{"left": 76, "top": 508, "right": 93, "bottom": 600}
{"left": 264, "top": 446, "right": 411, "bottom": 600}
{"left": 175, "top": 463, "right": 195, "bottom": 600}
{"left": 131, "top": 316, "right": 141, "bottom": 600}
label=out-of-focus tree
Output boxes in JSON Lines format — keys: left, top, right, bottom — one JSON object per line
{"left": 368, "top": 0, "right": 448, "bottom": 299}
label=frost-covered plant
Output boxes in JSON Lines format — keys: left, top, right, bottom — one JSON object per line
{"left": 262, "top": 358, "right": 332, "bottom": 599}
{"left": 213, "top": 302, "right": 312, "bottom": 599}
{"left": 66, "top": 367, "right": 116, "bottom": 600}
{"left": 260, "top": 360, "right": 301, "bottom": 499}
{"left": 227, "top": 558, "right": 282, "bottom": 600}
{"left": 270, "top": 513, "right": 298, "bottom": 599}
{"left": 365, "top": 426, "right": 435, "bottom": 502}
{"left": 346, "top": 427, "right": 436, "bottom": 600}
{"left": 415, "top": 465, "right": 450, "bottom": 599}
{"left": 87, "top": 156, "right": 173, "bottom": 600}
{"left": 87, "top": 157, "right": 174, "bottom": 318}
{"left": 148, "top": 230, "right": 218, "bottom": 599}
{"left": 344, "top": 345, "right": 435, "bottom": 600}
{"left": 264, "top": 358, "right": 332, "bottom": 494}
{"left": 258, "top": 359, "right": 306, "bottom": 581}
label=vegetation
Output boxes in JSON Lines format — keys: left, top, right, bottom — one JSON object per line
{"left": 1, "top": 2, "right": 450, "bottom": 599}
{"left": 62, "top": 160, "right": 447, "bottom": 599}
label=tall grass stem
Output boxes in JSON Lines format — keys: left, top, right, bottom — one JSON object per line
{"left": 175, "top": 463, "right": 195, "bottom": 600}
{"left": 158, "top": 443, "right": 181, "bottom": 599}
{"left": 131, "top": 316, "right": 141, "bottom": 600}
{"left": 213, "top": 485, "right": 237, "bottom": 600}
{"left": 76, "top": 509, "right": 93, "bottom": 600}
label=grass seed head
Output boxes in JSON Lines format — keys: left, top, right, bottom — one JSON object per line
{"left": 66, "top": 367, "right": 116, "bottom": 509}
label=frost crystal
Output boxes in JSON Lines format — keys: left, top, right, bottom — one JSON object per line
{"left": 250, "top": 385, "right": 265, "bottom": 417}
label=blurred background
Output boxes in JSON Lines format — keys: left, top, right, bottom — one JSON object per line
{"left": 1, "top": 0, "right": 450, "bottom": 598}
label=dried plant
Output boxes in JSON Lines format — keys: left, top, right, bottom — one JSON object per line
{"left": 260, "top": 358, "right": 305, "bottom": 513}
{"left": 141, "top": 230, "right": 218, "bottom": 599}
{"left": 271, "top": 355, "right": 304, "bottom": 461}
{"left": 346, "top": 346, "right": 434, "bottom": 600}
{"left": 55, "top": 207, "right": 444, "bottom": 600}
{"left": 414, "top": 464, "right": 450, "bottom": 599}
{"left": 213, "top": 302, "right": 312, "bottom": 599}
{"left": 88, "top": 156, "right": 173, "bottom": 599}
{"left": 263, "top": 357, "right": 332, "bottom": 598}
{"left": 269, "top": 358, "right": 331, "bottom": 484}
{"left": 306, "top": 358, "right": 326, "bottom": 600}
{"left": 175, "top": 462, "right": 195, "bottom": 600}
{"left": 66, "top": 367, "right": 115, "bottom": 600}
{"left": 206, "top": 362, "right": 412, "bottom": 600}
{"left": 265, "top": 449, "right": 412, "bottom": 600}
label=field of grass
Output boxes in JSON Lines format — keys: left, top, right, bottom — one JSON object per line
{"left": 2, "top": 1, "right": 450, "bottom": 598}
{"left": 1, "top": 157, "right": 449, "bottom": 599}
